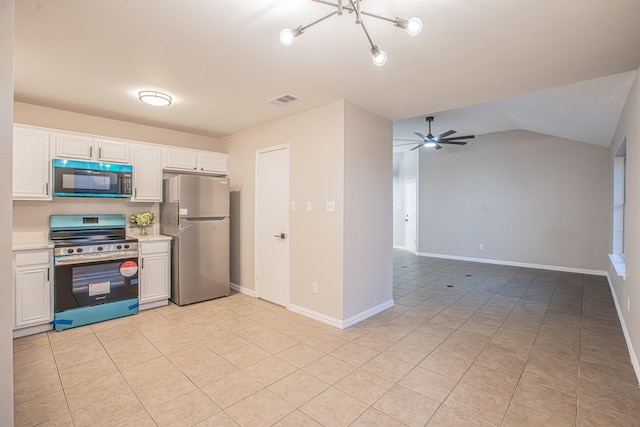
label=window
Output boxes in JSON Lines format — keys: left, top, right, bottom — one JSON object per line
{"left": 610, "top": 138, "right": 627, "bottom": 277}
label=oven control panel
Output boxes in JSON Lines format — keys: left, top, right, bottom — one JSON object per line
{"left": 54, "top": 242, "right": 138, "bottom": 257}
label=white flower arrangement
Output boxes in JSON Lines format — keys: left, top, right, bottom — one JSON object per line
{"left": 130, "top": 211, "right": 155, "bottom": 235}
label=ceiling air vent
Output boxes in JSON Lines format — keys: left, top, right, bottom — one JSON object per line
{"left": 268, "top": 93, "right": 299, "bottom": 106}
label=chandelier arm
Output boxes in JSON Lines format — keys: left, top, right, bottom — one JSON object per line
{"left": 300, "top": 10, "right": 338, "bottom": 32}
{"left": 360, "top": 10, "right": 401, "bottom": 25}
{"left": 358, "top": 18, "right": 377, "bottom": 51}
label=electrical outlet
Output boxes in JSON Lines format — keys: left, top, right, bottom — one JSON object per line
{"left": 326, "top": 201, "right": 335, "bottom": 212}
{"left": 479, "top": 243, "right": 484, "bottom": 250}
{"left": 306, "top": 201, "right": 312, "bottom": 212}
{"left": 312, "top": 282, "right": 318, "bottom": 294}
{"left": 290, "top": 201, "right": 296, "bottom": 211}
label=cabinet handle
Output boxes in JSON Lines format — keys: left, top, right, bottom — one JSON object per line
{"left": 90, "top": 146, "right": 93, "bottom": 157}
{"left": 45, "top": 182, "right": 49, "bottom": 195}
{"left": 99, "top": 147, "right": 102, "bottom": 159}
{"left": 134, "top": 188, "right": 137, "bottom": 198}
{"left": 47, "top": 268, "right": 50, "bottom": 282}
{"left": 141, "top": 259, "right": 144, "bottom": 269}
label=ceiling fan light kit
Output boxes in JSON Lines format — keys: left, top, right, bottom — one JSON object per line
{"left": 279, "top": 0, "right": 422, "bottom": 66}
{"left": 394, "top": 116, "right": 475, "bottom": 151}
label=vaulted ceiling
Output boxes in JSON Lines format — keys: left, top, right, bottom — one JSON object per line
{"left": 14, "top": 1, "right": 640, "bottom": 141}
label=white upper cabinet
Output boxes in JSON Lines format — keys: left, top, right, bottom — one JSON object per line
{"left": 54, "top": 132, "right": 94, "bottom": 160}
{"left": 96, "top": 139, "right": 131, "bottom": 163}
{"left": 199, "top": 152, "right": 228, "bottom": 175}
{"left": 54, "top": 132, "right": 130, "bottom": 163}
{"left": 164, "top": 148, "right": 228, "bottom": 175}
{"left": 132, "top": 145, "right": 162, "bottom": 202}
{"left": 13, "top": 125, "right": 52, "bottom": 200}
{"left": 165, "top": 149, "right": 198, "bottom": 171}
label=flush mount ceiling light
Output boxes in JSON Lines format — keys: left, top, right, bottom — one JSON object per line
{"left": 279, "top": 0, "right": 422, "bottom": 66}
{"left": 138, "top": 90, "right": 172, "bottom": 107}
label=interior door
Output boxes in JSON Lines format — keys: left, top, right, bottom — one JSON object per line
{"left": 255, "top": 145, "right": 289, "bottom": 306}
{"left": 405, "top": 179, "right": 418, "bottom": 253}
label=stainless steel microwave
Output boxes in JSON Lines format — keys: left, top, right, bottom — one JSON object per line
{"left": 52, "top": 158, "right": 133, "bottom": 198}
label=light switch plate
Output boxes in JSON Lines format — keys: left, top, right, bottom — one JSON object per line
{"left": 306, "top": 201, "right": 312, "bottom": 212}
{"left": 291, "top": 201, "right": 296, "bottom": 211}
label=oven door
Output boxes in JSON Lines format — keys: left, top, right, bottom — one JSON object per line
{"left": 54, "top": 252, "right": 139, "bottom": 312}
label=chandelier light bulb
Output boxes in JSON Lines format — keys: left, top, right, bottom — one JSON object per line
{"left": 280, "top": 28, "right": 295, "bottom": 46}
{"left": 406, "top": 17, "right": 423, "bottom": 36}
{"left": 371, "top": 47, "right": 387, "bottom": 67}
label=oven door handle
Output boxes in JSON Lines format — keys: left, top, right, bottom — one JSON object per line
{"left": 54, "top": 250, "right": 139, "bottom": 265}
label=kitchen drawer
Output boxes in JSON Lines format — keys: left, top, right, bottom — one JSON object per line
{"left": 139, "top": 241, "right": 170, "bottom": 255}
{"left": 15, "top": 250, "right": 50, "bottom": 267}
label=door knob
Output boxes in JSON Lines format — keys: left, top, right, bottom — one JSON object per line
{"left": 273, "top": 233, "right": 286, "bottom": 239}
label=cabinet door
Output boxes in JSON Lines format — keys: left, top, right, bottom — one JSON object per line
{"left": 97, "top": 139, "right": 130, "bottom": 163}
{"left": 140, "top": 253, "right": 170, "bottom": 303}
{"left": 15, "top": 265, "right": 52, "bottom": 328}
{"left": 54, "top": 132, "right": 95, "bottom": 160}
{"left": 165, "top": 149, "right": 198, "bottom": 171}
{"left": 199, "top": 152, "right": 228, "bottom": 175}
{"left": 13, "top": 126, "right": 52, "bottom": 200}
{"left": 132, "top": 145, "right": 162, "bottom": 202}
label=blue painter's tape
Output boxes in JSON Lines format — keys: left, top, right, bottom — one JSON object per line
{"left": 128, "top": 302, "right": 139, "bottom": 310}
{"left": 130, "top": 279, "right": 139, "bottom": 285}
{"left": 51, "top": 318, "right": 73, "bottom": 325}
{"left": 53, "top": 298, "right": 139, "bottom": 331}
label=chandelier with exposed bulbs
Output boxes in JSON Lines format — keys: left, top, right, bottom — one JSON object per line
{"left": 279, "top": 0, "right": 423, "bottom": 66}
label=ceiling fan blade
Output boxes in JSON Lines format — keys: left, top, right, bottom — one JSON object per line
{"left": 441, "top": 135, "right": 475, "bottom": 141}
{"left": 439, "top": 141, "right": 467, "bottom": 145}
{"left": 435, "top": 130, "right": 456, "bottom": 140}
{"left": 414, "top": 132, "right": 428, "bottom": 141}
{"left": 409, "top": 144, "right": 423, "bottom": 151}
{"left": 393, "top": 138, "right": 422, "bottom": 142}
{"left": 435, "top": 144, "right": 442, "bottom": 150}
{"left": 394, "top": 141, "right": 422, "bottom": 147}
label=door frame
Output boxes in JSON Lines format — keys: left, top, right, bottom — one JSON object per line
{"left": 405, "top": 179, "right": 418, "bottom": 253}
{"left": 254, "top": 143, "right": 290, "bottom": 306}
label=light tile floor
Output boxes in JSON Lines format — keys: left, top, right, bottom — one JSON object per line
{"left": 13, "top": 250, "right": 640, "bottom": 426}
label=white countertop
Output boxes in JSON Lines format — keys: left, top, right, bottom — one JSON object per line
{"left": 131, "top": 234, "right": 172, "bottom": 242}
{"left": 12, "top": 231, "right": 54, "bottom": 251}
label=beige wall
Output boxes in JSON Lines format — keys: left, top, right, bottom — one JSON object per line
{"left": 1, "top": 0, "right": 14, "bottom": 422}
{"left": 224, "top": 100, "right": 393, "bottom": 322}
{"left": 343, "top": 103, "right": 393, "bottom": 318}
{"left": 418, "top": 129, "right": 610, "bottom": 272}
{"left": 224, "top": 101, "right": 345, "bottom": 319}
{"left": 608, "top": 67, "right": 640, "bottom": 376}
{"left": 14, "top": 102, "right": 223, "bottom": 151}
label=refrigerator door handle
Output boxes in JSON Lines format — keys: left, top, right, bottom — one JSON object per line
{"left": 183, "top": 216, "right": 227, "bottom": 221}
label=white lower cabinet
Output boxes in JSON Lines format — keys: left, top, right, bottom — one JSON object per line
{"left": 14, "top": 249, "right": 53, "bottom": 333}
{"left": 139, "top": 240, "right": 171, "bottom": 309}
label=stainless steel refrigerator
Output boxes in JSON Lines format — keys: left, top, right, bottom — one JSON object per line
{"left": 160, "top": 174, "right": 230, "bottom": 305}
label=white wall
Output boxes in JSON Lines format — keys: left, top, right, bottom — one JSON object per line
{"left": 343, "top": 103, "right": 393, "bottom": 319}
{"left": 418, "top": 130, "right": 610, "bottom": 272}
{"left": 1, "top": 0, "right": 14, "bottom": 423}
{"left": 608, "top": 67, "right": 640, "bottom": 377}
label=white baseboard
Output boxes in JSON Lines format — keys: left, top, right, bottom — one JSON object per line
{"left": 288, "top": 299, "right": 395, "bottom": 329}
{"left": 140, "top": 299, "right": 168, "bottom": 311}
{"left": 393, "top": 245, "right": 406, "bottom": 250}
{"left": 13, "top": 323, "right": 52, "bottom": 338}
{"left": 230, "top": 282, "right": 256, "bottom": 298}
{"left": 606, "top": 273, "right": 640, "bottom": 386}
{"left": 416, "top": 252, "right": 607, "bottom": 276}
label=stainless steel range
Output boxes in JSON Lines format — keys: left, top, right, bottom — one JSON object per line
{"left": 50, "top": 214, "right": 139, "bottom": 331}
